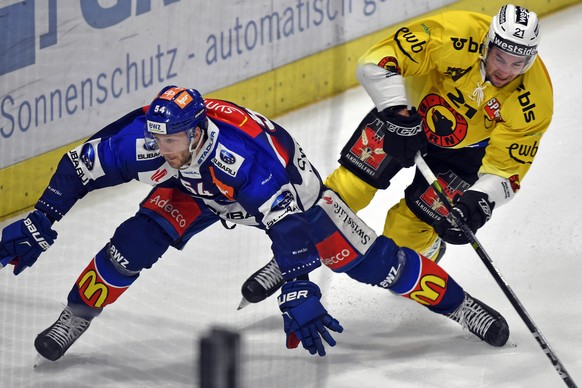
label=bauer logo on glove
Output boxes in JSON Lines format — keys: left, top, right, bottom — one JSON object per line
{"left": 0, "top": 210, "right": 57, "bottom": 275}
{"left": 23, "top": 217, "right": 53, "bottom": 251}
{"left": 277, "top": 280, "right": 343, "bottom": 356}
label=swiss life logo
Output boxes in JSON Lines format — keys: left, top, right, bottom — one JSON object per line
{"left": 0, "top": 0, "right": 179, "bottom": 76}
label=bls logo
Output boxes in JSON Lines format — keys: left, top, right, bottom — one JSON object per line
{"left": 0, "top": 0, "right": 180, "bottom": 76}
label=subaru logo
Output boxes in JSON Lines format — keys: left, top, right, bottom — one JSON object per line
{"left": 80, "top": 143, "right": 95, "bottom": 171}
{"left": 271, "top": 191, "right": 294, "bottom": 211}
{"left": 220, "top": 149, "right": 236, "bottom": 164}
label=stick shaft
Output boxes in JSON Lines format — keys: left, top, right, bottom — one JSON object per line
{"left": 414, "top": 153, "right": 578, "bottom": 388}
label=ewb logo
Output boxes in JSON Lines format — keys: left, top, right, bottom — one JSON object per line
{"left": 0, "top": 0, "right": 180, "bottom": 76}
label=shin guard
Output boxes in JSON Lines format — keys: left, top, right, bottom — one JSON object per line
{"left": 390, "top": 247, "right": 464, "bottom": 313}
{"left": 68, "top": 245, "right": 139, "bottom": 309}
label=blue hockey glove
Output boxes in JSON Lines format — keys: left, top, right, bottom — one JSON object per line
{"left": 0, "top": 210, "right": 57, "bottom": 275}
{"left": 277, "top": 280, "right": 343, "bottom": 356}
{"left": 433, "top": 190, "right": 495, "bottom": 245}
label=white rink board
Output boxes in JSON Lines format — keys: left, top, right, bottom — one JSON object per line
{"left": 0, "top": 3, "right": 581, "bottom": 387}
{"left": 0, "top": 0, "right": 453, "bottom": 168}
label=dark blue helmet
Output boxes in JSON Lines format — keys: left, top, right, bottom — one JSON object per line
{"left": 145, "top": 86, "right": 207, "bottom": 135}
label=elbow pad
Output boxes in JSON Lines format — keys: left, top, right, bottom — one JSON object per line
{"left": 356, "top": 63, "right": 408, "bottom": 111}
{"left": 470, "top": 173, "right": 520, "bottom": 208}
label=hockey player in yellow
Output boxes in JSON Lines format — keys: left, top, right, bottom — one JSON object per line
{"left": 326, "top": 4, "right": 553, "bottom": 260}
{"left": 240, "top": 5, "right": 553, "bottom": 305}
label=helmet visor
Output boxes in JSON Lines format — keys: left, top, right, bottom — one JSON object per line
{"left": 149, "top": 131, "right": 192, "bottom": 154}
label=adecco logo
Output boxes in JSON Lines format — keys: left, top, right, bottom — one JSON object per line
{"left": 0, "top": 0, "right": 180, "bottom": 76}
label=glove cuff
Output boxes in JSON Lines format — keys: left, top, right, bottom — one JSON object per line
{"left": 280, "top": 280, "right": 321, "bottom": 297}
{"left": 278, "top": 280, "right": 322, "bottom": 310}
{"left": 379, "top": 107, "right": 421, "bottom": 126}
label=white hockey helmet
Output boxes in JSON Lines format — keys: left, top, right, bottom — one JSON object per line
{"left": 483, "top": 4, "right": 540, "bottom": 73}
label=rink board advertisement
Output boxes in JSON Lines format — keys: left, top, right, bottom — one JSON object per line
{"left": 0, "top": 0, "right": 454, "bottom": 169}
{"left": 1, "top": 0, "right": 580, "bottom": 219}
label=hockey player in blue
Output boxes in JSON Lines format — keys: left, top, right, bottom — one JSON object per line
{"left": 0, "top": 86, "right": 509, "bottom": 361}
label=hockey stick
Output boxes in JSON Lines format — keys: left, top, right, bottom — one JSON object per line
{"left": 413, "top": 152, "right": 578, "bottom": 388}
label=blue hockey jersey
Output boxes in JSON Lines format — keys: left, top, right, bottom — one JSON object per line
{"left": 36, "top": 99, "right": 325, "bottom": 278}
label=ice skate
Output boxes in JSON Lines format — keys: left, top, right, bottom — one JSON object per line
{"left": 34, "top": 305, "right": 94, "bottom": 361}
{"left": 238, "top": 257, "right": 284, "bottom": 310}
{"left": 446, "top": 292, "right": 509, "bottom": 347}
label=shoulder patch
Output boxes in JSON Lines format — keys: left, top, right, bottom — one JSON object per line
{"left": 204, "top": 99, "right": 262, "bottom": 137}
{"left": 211, "top": 143, "right": 245, "bottom": 177}
{"left": 67, "top": 138, "right": 105, "bottom": 185}
{"left": 135, "top": 138, "right": 161, "bottom": 161}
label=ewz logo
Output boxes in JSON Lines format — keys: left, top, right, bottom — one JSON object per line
{"left": 0, "top": 0, "right": 180, "bottom": 76}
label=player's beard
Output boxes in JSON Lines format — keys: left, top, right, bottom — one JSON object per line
{"left": 488, "top": 71, "right": 515, "bottom": 87}
{"left": 164, "top": 150, "right": 192, "bottom": 169}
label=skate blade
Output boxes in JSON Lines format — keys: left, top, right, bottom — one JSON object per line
{"left": 237, "top": 298, "right": 250, "bottom": 311}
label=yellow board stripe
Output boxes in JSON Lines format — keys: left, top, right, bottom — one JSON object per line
{"left": 1, "top": 0, "right": 579, "bottom": 220}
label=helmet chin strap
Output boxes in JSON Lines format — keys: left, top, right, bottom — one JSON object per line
{"left": 176, "top": 127, "right": 206, "bottom": 170}
{"left": 189, "top": 127, "right": 206, "bottom": 154}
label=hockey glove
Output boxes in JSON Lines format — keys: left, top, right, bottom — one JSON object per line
{"left": 0, "top": 210, "right": 57, "bottom": 275}
{"left": 278, "top": 280, "right": 343, "bottom": 356}
{"left": 433, "top": 190, "right": 495, "bottom": 245}
{"left": 378, "top": 106, "right": 427, "bottom": 168}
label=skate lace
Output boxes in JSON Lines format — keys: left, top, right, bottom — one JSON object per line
{"left": 448, "top": 295, "right": 494, "bottom": 338}
{"left": 45, "top": 307, "right": 91, "bottom": 349}
{"left": 254, "top": 259, "right": 283, "bottom": 289}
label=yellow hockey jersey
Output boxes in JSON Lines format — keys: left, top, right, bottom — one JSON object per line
{"left": 358, "top": 10, "right": 553, "bottom": 182}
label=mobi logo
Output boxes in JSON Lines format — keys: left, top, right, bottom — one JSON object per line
{"left": 0, "top": 0, "right": 180, "bottom": 76}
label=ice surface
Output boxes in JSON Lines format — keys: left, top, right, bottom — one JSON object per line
{"left": 1, "top": 4, "right": 581, "bottom": 387}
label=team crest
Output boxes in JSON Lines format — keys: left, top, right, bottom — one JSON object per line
{"left": 418, "top": 94, "right": 469, "bottom": 147}
{"left": 509, "top": 174, "right": 521, "bottom": 192}
{"left": 349, "top": 117, "right": 387, "bottom": 170}
{"left": 377, "top": 56, "right": 401, "bottom": 76}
